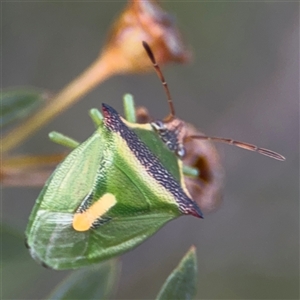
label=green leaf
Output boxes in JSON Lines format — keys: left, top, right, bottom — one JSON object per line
{"left": 156, "top": 246, "right": 198, "bottom": 300}
{"left": 47, "top": 259, "right": 120, "bottom": 300}
{"left": 0, "top": 87, "right": 48, "bottom": 128}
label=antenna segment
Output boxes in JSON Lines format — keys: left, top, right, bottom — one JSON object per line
{"left": 142, "top": 41, "right": 175, "bottom": 120}
{"left": 142, "top": 41, "right": 285, "bottom": 162}
{"left": 185, "top": 135, "right": 285, "bottom": 161}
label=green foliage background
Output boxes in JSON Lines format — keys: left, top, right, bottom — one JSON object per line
{"left": 2, "top": 2, "right": 299, "bottom": 299}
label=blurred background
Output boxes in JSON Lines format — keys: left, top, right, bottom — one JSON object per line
{"left": 2, "top": 2, "right": 299, "bottom": 299}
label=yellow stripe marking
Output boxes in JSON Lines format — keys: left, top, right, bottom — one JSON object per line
{"left": 72, "top": 193, "right": 116, "bottom": 232}
{"left": 121, "top": 118, "right": 152, "bottom": 131}
{"left": 123, "top": 118, "right": 192, "bottom": 199}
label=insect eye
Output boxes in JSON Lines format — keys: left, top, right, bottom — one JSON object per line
{"left": 176, "top": 145, "right": 186, "bottom": 158}
{"left": 166, "top": 141, "right": 174, "bottom": 150}
{"left": 151, "top": 120, "right": 166, "bottom": 132}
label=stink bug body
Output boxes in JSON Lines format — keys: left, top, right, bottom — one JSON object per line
{"left": 26, "top": 42, "right": 285, "bottom": 270}
{"left": 25, "top": 97, "right": 203, "bottom": 270}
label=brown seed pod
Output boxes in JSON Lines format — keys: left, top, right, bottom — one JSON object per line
{"left": 181, "top": 123, "right": 224, "bottom": 213}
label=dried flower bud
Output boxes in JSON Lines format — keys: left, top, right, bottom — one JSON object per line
{"left": 101, "top": 0, "right": 191, "bottom": 73}
{"left": 1, "top": 0, "right": 192, "bottom": 154}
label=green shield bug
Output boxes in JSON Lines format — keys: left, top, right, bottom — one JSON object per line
{"left": 25, "top": 41, "right": 285, "bottom": 270}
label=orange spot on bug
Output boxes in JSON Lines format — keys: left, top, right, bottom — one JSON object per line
{"left": 72, "top": 193, "right": 116, "bottom": 232}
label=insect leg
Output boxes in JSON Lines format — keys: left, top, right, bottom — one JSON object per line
{"left": 123, "top": 94, "right": 136, "bottom": 123}
{"left": 182, "top": 165, "right": 200, "bottom": 178}
{"left": 48, "top": 131, "right": 80, "bottom": 149}
{"left": 89, "top": 108, "right": 103, "bottom": 127}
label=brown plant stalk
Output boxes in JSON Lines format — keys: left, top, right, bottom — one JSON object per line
{"left": 1, "top": 55, "right": 116, "bottom": 154}
{"left": 1, "top": 0, "right": 190, "bottom": 156}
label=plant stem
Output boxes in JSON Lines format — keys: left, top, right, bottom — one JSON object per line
{"left": 1, "top": 54, "right": 116, "bottom": 154}
{"left": 1, "top": 153, "right": 66, "bottom": 187}
{"left": 2, "top": 153, "right": 66, "bottom": 169}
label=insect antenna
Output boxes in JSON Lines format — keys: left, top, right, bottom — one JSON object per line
{"left": 184, "top": 135, "right": 285, "bottom": 161}
{"left": 142, "top": 41, "right": 176, "bottom": 121}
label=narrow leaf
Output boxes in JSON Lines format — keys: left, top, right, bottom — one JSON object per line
{"left": 1, "top": 87, "right": 48, "bottom": 128}
{"left": 156, "top": 246, "right": 198, "bottom": 300}
{"left": 47, "top": 259, "right": 120, "bottom": 300}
